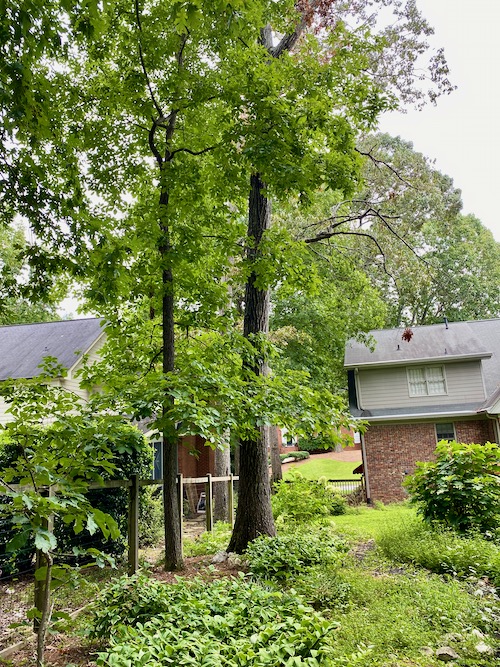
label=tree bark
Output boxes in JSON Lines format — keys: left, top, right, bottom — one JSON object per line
{"left": 269, "top": 425, "right": 282, "bottom": 486}
{"left": 159, "top": 185, "right": 183, "bottom": 570}
{"left": 228, "top": 172, "right": 276, "bottom": 553}
{"left": 213, "top": 437, "right": 231, "bottom": 522}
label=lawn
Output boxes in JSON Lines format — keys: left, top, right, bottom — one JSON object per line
{"left": 283, "top": 457, "right": 362, "bottom": 480}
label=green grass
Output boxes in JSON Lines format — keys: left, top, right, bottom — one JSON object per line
{"left": 332, "top": 503, "right": 415, "bottom": 540}
{"left": 283, "top": 457, "right": 361, "bottom": 481}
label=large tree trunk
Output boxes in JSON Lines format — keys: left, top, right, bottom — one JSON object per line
{"left": 228, "top": 173, "right": 276, "bottom": 553}
{"left": 213, "top": 438, "right": 231, "bottom": 522}
{"left": 162, "top": 266, "right": 183, "bottom": 570}
{"left": 159, "top": 184, "right": 183, "bottom": 570}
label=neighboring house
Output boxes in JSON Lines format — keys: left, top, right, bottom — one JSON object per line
{"left": 0, "top": 319, "right": 217, "bottom": 483}
{"left": 0, "top": 318, "right": 106, "bottom": 425}
{"left": 344, "top": 319, "right": 500, "bottom": 504}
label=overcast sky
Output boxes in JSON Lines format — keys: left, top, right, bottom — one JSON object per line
{"left": 378, "top": 0, "right": 500, "bottom": 240}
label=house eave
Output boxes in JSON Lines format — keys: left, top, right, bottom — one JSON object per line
{"left": 344, "top": 352, "right": 492, "bottom": 370}
{"left": 353, "top": 409, "right": 482, "bottom": 423}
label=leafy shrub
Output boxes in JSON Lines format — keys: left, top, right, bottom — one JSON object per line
{"left": 378, "top": 515, "right": 500, "bottom": 586}
{"left": 272, "top": 470, "right": 346, "bottom": 524}
{"left": 138, "top": 486, "right": 163, "bottom": 548}
{"left": 244, "top": 530, "right": 348, "bottom": 581}
{"left": 280, "top": 450, "right": 310, "bottom": 462}
{"left": 404, "top": 440, "right": 500, "bottom": 534}
{"left": 297, "top": 434, "right": 338, "bottom": 453}
{"left": 92, "top": 574, "right": 337, "bottom": 666}
{"left": 184, "top": 522, "right": 232, "bottom": 556}
{"left": 0, "top": 424, "right": 153, "bottom": 573}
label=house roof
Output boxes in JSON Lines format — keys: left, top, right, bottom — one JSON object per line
{"left": 345, "top": 319, "right": 500, "bottom": 418}
{"left": 0, "top": 318, "right": 105, "bottom": 381}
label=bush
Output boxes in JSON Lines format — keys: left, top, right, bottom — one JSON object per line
{"left": 0, "top": 424, "right": 154, "bottom": 574}
{"left": 272, "top": 470, "right": 346, "bottom": 524}
{"left": 378, "top": 515, "right": 500, "bottom": 586}
{"left": 297, "top": 434, "right": 339, "bottom": 453}
{"left": 279, "top": 450, "right": 310, "bottom": 462}
{"left": 138, "top": 486, "right": 164, "bottom": 548}
{"left": 92, "top": 574, "right": 337, "bottom": 667}
{"left": 244, "top": 530, "right": 348, "bottom": 581}
{"left": 404, "top": 440, "right": 500, "bottom": 534}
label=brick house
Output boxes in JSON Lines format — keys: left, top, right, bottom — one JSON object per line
{"left": 344, "top": 319, "right": 500, "bottom": 504}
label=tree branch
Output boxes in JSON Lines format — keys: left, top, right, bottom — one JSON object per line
{"left": 169, "top": 144, "right": 219, "bottom": 159}
{"left": 134, "top": 0, "right": 164, "bottom": 119}
{"left": 356, "top": 147, "right": 415, "bottom": 190}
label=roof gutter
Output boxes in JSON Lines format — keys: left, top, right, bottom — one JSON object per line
{"left": 345, "top": 352, "right": 492, "bottom": 370}
{"left": 361, "top": 409, "right": 480, "bottom": 423}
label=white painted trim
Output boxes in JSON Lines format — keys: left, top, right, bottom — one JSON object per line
{"left": 345, "top": 352, "right": 492, "bottom": 370}
{"left": 67, "top": 330, "right": 107, "bottom": 378}
{"left": 364, "top": 409, "right": 479, "bottom": 423}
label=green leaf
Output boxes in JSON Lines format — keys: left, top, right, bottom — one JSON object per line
{"left": 34, "top": 529, "right": 57, "bottom": 553}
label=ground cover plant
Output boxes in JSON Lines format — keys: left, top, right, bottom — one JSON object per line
{"left": 378, "top": 513, "right": 500, "bottom": 585}
{"left": 244, "top": 530, "right": 348, "bottom": 581}
{"left": 2, "top": 504, "right": 500, "bottom": 666}
{"left": 91, "top": 574, "right": 339, "bottom": 667}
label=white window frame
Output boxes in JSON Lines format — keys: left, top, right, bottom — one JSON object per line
{"left": 407, "top": 365, "right": 447, "bottom": 397}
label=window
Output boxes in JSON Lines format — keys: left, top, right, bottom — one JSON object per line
{"left": 435, "top": 422, "right": 455, "bottom": 442}
{"left": 407, "top": 366, "right": 447, "bottom": 397}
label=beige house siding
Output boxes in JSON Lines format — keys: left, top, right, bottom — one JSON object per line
{"left": 357, "top": 360, "right": 485, "bottom": 410}
{"left": 0, "top": 377, "right": 91, "bottom": 425}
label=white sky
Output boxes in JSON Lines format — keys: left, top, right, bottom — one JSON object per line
{"left": 378, "top": 0, "right": 500, "bottom": 240}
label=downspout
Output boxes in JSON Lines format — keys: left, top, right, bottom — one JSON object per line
{"left": 360, "top": 431, "right": 371, "bottom": 504}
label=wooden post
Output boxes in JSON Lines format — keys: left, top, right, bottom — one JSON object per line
{"left": 128, "top": 474, "right": 139, "bottom": 576}
{"left": 34, "top": 486, "right": 53, "bottom": 632}
{"left": 205, "top": 473, "right": 213, "bottom": 532}
{"left": 228, "top": 474, "right": 234, "bottom": 527}
{"left": 177, "top": 473, "right": 183, "bottom": 558}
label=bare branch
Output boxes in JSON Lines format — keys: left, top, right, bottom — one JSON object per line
{"left": 356, "top": 147, "right": 415, "bottom": 190}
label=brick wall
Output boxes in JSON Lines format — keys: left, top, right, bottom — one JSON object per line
{"left": 364, "top": 419, "right": 496, "bottom": 504}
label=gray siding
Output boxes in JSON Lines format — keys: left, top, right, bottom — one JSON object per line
{"left": 357, "top": 360, "right": 485, "bottom": 410}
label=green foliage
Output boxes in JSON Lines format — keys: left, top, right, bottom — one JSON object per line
{"left": 280, "top": 450, "right": 310, "bottom": 462}
{"left": 272, "top": 471, "right": 347, "bottom": 524}
{"left": 244, "top": 530, "right": 348, "bottom": 581}
{"left": 378, "top": 515, "right": 500, "bottom": 586}
{"left": 404, "top": 440, "right": 500, "bottom": 534}
{"left": 0, "top": 224, "right": 61, "bottom": 325}
{"left": 290, "top": 564, "right": 352, "bottom": 611}
{"left": 297, "top": 434, "right": 338, "bottom": 453}
{"left": 333, "top": 566, "right": 499, "bottom": 666}
{"left": 138, "top": 486, "right": 164, "bottom": 548}
{"left": 184, "top": 522, "right": 233, "bottom": 557}
{"left": 92, "top": 574, "right": 337, "bottom": 666}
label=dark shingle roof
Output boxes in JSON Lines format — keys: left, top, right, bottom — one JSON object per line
{"left": 0, "top": 318, "right": 105, "bottom": 380}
